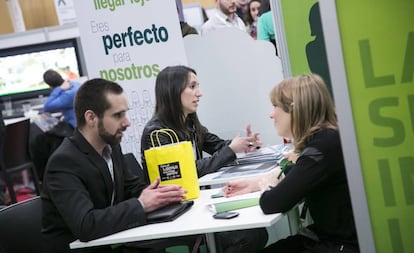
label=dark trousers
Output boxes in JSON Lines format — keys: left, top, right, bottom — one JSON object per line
{"left": 260, "top": 234, "right": 359, "bottom": 253}
{"left": 123, "top": 228, "right": 268, "bottom": 253}
{"left": 217, "top": 227, "right": 268, "bottom": 253}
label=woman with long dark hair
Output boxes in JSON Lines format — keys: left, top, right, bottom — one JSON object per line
{"left": 141, "top": 65, "right": 267, "bottom": 253}
{"left": 245, "top": 0, "right": 262, "bottom": 39}
{"left": 141, "top": 65, "right": 261, "bottom": 178}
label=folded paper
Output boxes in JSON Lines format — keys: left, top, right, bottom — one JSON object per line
{"left": 208, "top": 197, "right": 260, "bottom": 214}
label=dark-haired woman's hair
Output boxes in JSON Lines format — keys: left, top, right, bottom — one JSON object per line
{"left": 245, "top": 0, "right": 262, "bottom": 25}
{"left": 155, "top": 65, "right": 207, "bottom": 147}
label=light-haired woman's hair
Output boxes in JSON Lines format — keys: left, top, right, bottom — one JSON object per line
{"left": 270, "top": 74, "right": 337, "bottom": 152}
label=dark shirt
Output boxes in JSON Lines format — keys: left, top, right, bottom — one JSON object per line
{"left": 260, "top": 128, "right": 358, "bottom": 245}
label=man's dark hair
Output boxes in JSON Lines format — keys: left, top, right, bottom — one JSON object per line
{"left": 43, "top": 69, "right": 64, "bottom": 88}
{"left": 74, "top": 78, "right": 123, "bottom": 128}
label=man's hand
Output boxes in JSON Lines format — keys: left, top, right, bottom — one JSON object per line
{"left": 138, "top": 178, "right": 187, "bottom": 212}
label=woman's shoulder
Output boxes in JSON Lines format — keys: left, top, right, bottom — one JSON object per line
{"left": 308, "top": 128, "right": 341, "bottom": 149}
{"left": 316, "top": 127, "right": 339, "bottom": 137}
{"left": 143, "top": 116, "right": 162, "bottom": 130}
{"left": 142, "top": 115, "right": 175, "bottom": 136}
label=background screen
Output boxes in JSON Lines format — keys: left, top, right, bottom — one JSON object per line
{"left": 0, "top": 39, "right": 83, "bottom": 101}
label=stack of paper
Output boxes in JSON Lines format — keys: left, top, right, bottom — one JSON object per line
{"left": 213, "top": 161, "right": 278, "bottom": 180}
{"left": 226, "top": 145, "right": 292, "bottom": 166}
{"left": 207, "top": 191, "right": 262, "bottom": 214}
{"left": 208, "top": 198, "right": 259, "bottom": 214}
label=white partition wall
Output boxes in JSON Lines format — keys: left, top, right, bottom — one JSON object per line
{"left": 184, "top": 29, "right": 284, "bottom": 146}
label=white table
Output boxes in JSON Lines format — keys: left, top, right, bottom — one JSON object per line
{"left": 70, "top": 189, "right": 283, "bottom": 253}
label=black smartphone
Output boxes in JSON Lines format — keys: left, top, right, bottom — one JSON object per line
{"left": 213, "top": 211, "right": 239, "bottom": 219}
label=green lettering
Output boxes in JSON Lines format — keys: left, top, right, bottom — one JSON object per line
{"left": 378, "top": 159, "right": 396, "bottom": 207}
{"left": 124, "top": 67, "right": 133, "bottom": 80}
{"left": 99, "top": 70, "right": 108, "bottom": 79}
{"left": 108, "top": 0, "right": 115, "bottom": 11}
{"left": 94, "top": 0, "right": 125, "bottom": 11}
{"left": 94, "top": 0, "right": 100, "bottom": 9}
{"left": 400, "top": 156, "right": 414, "bottom": 205}
{"left": 116, "top": 68, "right": 125, "bottom": 81}
{"left": 409, "top": 95, "right": 414, "bottom": 134}
{"left": 360, "top": 40, "right": 395, "bottom": 87}
{"left": 135, "top": 65, "right": 143, "bottom": 78}
{"left": 108, "top": 69, "right": 117, "bottom": 81}
{"left": 402, "top": 31, "right": 414, "bottom": 83}
{"left": 152, "top": 64, "right": 160, "bottom": 76}
{"left": 388, "top": 219, "right": 404, "bottom": 253}
{"left": 97, "top": 63, "right": 160, "bottom": 81}
{"left": 370, "top": 97, "right": 405, "bottom": 146}
{"left": 143, "top": 65, "right": 152, "bottom": 78}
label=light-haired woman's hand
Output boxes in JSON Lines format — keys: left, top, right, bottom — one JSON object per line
{"left": 222, "top": 177, "right": 260, "bottom": 197}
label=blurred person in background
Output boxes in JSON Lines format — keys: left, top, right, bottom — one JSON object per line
{"left": 201, "top": 0, "right": 247, "bottom": 35}
{"left": 30, "top": 69, "right": 80, "bottom": 181}
{"left": 245, "top": 0, "right": 262, "bottom": 39}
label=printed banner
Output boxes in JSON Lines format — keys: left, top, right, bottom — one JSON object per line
{"left": 73, "top": 0, "right": 187, "bottom": 157}
{"left": 335, "top": 0, "right": 414, "bottom": 252}
{"left": 280, "top": 0, "right": 333, "bottom": 95}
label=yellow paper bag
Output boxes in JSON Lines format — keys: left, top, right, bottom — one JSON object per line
{"left": 144, "top": 129, "right": 200, "bottom": 200}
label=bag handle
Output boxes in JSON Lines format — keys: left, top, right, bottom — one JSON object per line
{"left": 150, "top": 129, "right": 180, "bottom": 147}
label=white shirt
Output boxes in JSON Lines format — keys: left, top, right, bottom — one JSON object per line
{"left": 102, "top": 145, "right": 115, "bottom": 205}
{"left": 201, "top": 8, "right": 247, "bottom": 35}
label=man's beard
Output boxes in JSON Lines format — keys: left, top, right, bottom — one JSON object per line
{"left": 220, "top": 4, "right": 236, "bottom": 15}
{"left": 98, "top": 120, "right": 125, "bottom": 145}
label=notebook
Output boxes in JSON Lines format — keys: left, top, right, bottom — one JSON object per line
{"left": 146, "top": 200, "right": 194, "bottom": 224}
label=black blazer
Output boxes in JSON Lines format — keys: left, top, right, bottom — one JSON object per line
{"left": 41, "top": 129, "right": 148, "bottom": 253}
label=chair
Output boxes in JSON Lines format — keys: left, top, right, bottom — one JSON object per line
{"left": 0, "top": 196, "right": 42, "bottom": 253}
{"left": 0, "top": 119, "right": 40, "bottom": 204}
